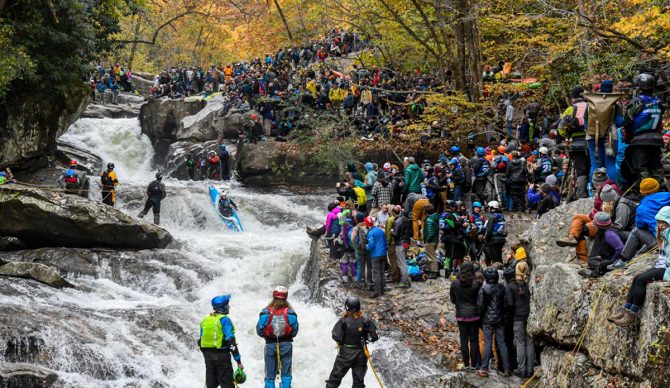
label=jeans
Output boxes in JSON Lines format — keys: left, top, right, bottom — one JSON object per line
{"left": 620, "top": 227, "right": 656, "bottom": 262}
{"left": 482, "top": 324, "right": 510, "bottom": 371}
{"left": 357, "top": 251, "right": 372, "bottom": 284}
{"left": 264, "top": 342, "right": 292, "bottom": 388}
{"left": 371, "top": 257, "right": 386, "bottom": 295}
{"left": 395, "top": 245, "right": 409, "bottom": 283}
{"left": 587, "top": 138, "right": 607, "bottom": 180}
{"left": 513, "top": 321, "right": 534, "bottom": 375}
{"left": 457, "top": 321, "right": 481, "bottom": 368}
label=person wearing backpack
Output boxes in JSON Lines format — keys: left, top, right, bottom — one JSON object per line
{"left": 351, "top": 213, "right": 372, "bottom": 289}
{"left": 620, "top": 73, "right": 667, "bottom": 192}
{"left": 58, "top": 160, "right": 82, "bottom": 195}
{"left": 558, "top": 86, "right": 590, "bottom": 199}
{"left": 483, "top": 201, "right": 507, "bottom": 266}
{"left": 325, "top": 296, "right": 379, "bottom": 387}
{"left": 138, "top": 172, "right": 166, "bottom": 225}
{"left": 100, "top": 162, "right": 118, "bottom": 207}
{"left": 256, "top": 286, "right": 299, "bottom": 388}
{"left": 199, "top": 294, "right": 244, "bottom": 388}
{"left": 471, "top": 147, "right": 490, "bottom": 204}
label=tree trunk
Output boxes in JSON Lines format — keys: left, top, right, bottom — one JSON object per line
{"left": 273, "top": 0, "right": 293, "bottom": 41}
{"left": 127, "top": 14, "right": 142, "bottom": 71}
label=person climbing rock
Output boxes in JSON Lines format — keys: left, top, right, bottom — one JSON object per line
{"left": 138, "top": 172, "right": 166, "bottom": 225}
{"left": 100, "top": 162, "right": 118, "bottom": 207}
{"left": 256, "top": 286, "right": 299, "bottom": 388}
{"left": 325, "top": 296, "right": 379, "bottom": 388}
{"left": 199, "top": 295, "right": 244, "bottom": 388}
{"left": 57, "top": 160, "right": 89, "bottom": 198}
{"left": 218, "top": 193, "right": 238, "bottom": 217}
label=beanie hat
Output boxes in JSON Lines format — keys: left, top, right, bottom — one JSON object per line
{"left": 593, "top": 212, "right": 612, "bottom": 228}
{"left": 364, "top": 216, "right": 375, "bottom": 227}
{"left": 540, "top": 183, "right": 551, "bottom": 194}
{"left": 545, "top": 174, "right": 557, "bottom": 186}
{"left": 355, "top": 213, "right": 365, "bottom": 223}
{"left": 599, "top": 184, "right": 619, "bottom": 202}
{"left": 591, "top": 168, "right": 608, "bottom": 187}
{"left": 640, "top": 178, "right": 660, "bottom": 195}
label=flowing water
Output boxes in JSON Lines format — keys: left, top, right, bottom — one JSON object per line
{"left": 2, "top": 115, "right": 385, "bottom": 387}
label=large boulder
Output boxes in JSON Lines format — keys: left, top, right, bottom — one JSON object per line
{"left": 80, "top": 94, "right": 144, "bottom": 119}
{"left": 179, "top": 95, "right": 226, "bottom": 142}
{"left": 0, "top": 85, "right": 90, "bottom": 173}
{"left": 0, "top": 186, "right": 172, "bottom": 249}
{"left": 55, "top": 139, "right": 103, "bottom": 175}
{"left": 0, "top": 262, "right": 74, "bottom": 288}
{"left": 219, "top": 109, "right": 259, "bottom": 139}
{"left": 139, "top": 97, "right": 206, "bottom": 145}
{"left": 526, "top": 202, "right": 670, "bottom": 386}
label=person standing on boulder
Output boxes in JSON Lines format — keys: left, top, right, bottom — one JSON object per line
{"left": 199, "top": 294, "right": 244, "bottom": 388}
{"left": 256, "top": 286, "right": 299, "bottom": 388}
{"left": 100, "top": 163, "right": 118, "bottom": 207}
{"left": 325, "top": 296, "right": 379, "bottom": 387}
{"left": 138, "top": 172, "right": 166, "bottom": 225}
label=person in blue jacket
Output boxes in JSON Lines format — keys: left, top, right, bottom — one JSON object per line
{"left": 256, "top": 286, "right": 299, "bottom": 388}
{"left": 199, "top": 295, "right": 243, "bottom": 388}
{"left": 609, "top": 178, "right": 670, "bottom": 270}
{"left": 365, "top": 216, "right": 387, "bottom": 298}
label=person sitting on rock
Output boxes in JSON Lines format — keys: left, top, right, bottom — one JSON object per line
{"left": 578, "top": 212, "right": 624, "bottom": 278}
{"left": 607, "top": 206, "right": 670, "bottom": 327}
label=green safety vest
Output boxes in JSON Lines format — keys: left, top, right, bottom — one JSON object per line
{"left": 200, "top": 313, "right": 236, "bottom": 349}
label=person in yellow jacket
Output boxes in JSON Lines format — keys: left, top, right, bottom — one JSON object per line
{"left": 329, "top": 85, "right": 345, "bottom": 107}
{"left": 306, "top": 79, "right": 318, "bottom": 99}
{"left": 200, "top": 294, "right": 244, "bottom": 388}
{"left": 100, "top": 162, "right": 119, "bottom": 207}
{"left": 223, "top": 65, "right": 233, "bottom": 84}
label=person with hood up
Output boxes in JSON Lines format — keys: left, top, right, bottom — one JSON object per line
{"left": 423, "top": 204, "right": 440, "bottom": 279}
{"left": 404, "top": 157, "right": 424, "bottom": 194}
{"left": 506, "top": 151, "right": 528, "bottom": 211}
{"left": 608, "top": 206, "right": 670, "bottom": 327}
{"left": 578, "top": 212, "right": 623, "bottom": 278}
{"left": 506, "top": 262, "right": 534, "bottom": 378}
{"left": 363, "top": 162, "right": 378, "bottom": 211}
{"left": 392, "top": 206, "right": 412, "bottom": 288}
{"left": 450, "top": 262, "right": 482, "bottom": 371}
{"left": 477, "top": 267, "right": 511, "bottom": 377}
{"left": 536, "top": 183, "right": 558, "bottom": 218}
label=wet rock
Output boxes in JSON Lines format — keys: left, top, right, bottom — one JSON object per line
{"left": 179, "top": 95, "right": 226, "bottom": 142}
{"left": 80, "top": 102, "right": 141, "bottom": 119}
{"left": 139, "top": 97, "right": 206, "bottom": 146}
{"left": 219, "top": 110, "right": 259, "bottom": 139}
{"left": 527, "top": 202, "right": 670, "bottom": 386}
{"left": 0, "top": 186, "right": 173, "bottom": 249}
{"left": 54, "top": 139, "right": 103, "bottom": 175}
{"left": 0, "top": 262, "right": 73, "bottom": 288}
{"left": 0, "top": 237, "right": 26, "bottom": 252}
{"left": 0, "top": 363, "right": 59, "bottom": 388}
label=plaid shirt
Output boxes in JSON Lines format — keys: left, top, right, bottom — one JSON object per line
{"left": 371, "top": 181, "right": 392, "bottom": 208}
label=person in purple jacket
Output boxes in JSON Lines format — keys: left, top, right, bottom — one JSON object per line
{"left": 578, "top": 212, "right": 624, "bottom": 277}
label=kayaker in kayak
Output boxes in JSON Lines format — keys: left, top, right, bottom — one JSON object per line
{"left": 218, "top": 192, "right": 238, "bottom": 217}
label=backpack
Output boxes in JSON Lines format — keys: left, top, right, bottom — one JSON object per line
{"left": 583, "top": 92, "right": 623, "bottom": 139}
{"left": 148, "top": 181, "right": 162, "bottom": 197}
{"left": 262, "top": 307, "right": 293, "bottom": 339}
{"left": 491, "top": 214, "right": 508, "bottom": 237}
{"left": 462, "top": 166, "right": 473, "bottom": 192}
{"left": 565, "top": 101, "right": 588, "bottom": 134}
{"left": 64, "top": 169, "right": 79, "bottom": 184}
{"left": 352, "top": 226, "right": 368, "bottom": 251}
{"left": 352, "top": 186, "right": 366, "bottom": 206}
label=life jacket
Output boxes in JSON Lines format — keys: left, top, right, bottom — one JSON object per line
{"left": 148, "top": 181, "right": 162, "bottom": 197}
{"left": 475, "top": 158, "right": 489, "bottom": 177}
{"left": 208, "top": 156, "right": 220, "bottom": 165}
{"left": 440, "top": 212, "right": 458, "bottom": 236}
{"left": 187, "top": 159, "right": 194, "bottom": 168}
{"left": 352, "top": 186, "right": 366, "bottom": 206}
{"left": 200, "top": 313, "right": 235, "bottom": 349}
{"left": 262, "top": 307, "right": 293, "bottom": 339}
{"left": 101, "top": 171, "right": 115, "bottom": 188}
{"left": 63, "top": 169, "right": 79, "bottom": 184}
{"left": 540, "top": 156, "right": 553, "bottom": 176}
{"left": 490, "top": 212, "right": 508, "bottom": 237}
{"left": 469, "top": 213, "right": 485, "bottom": 232}
{"left": 631, "top": 95, "right": 662, "bottom": 134}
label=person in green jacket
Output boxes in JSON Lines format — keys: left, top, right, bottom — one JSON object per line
{"left": 424, "top": 204, "right": 441, "bottom": 279}
{"left": 404, "top": 157, "right": 423, "bottom": 194}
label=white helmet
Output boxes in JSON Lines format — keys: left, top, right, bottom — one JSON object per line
{"left": 488, "top": 200, "right": 500, "bottom": 210}
{"left": 539, "top": 146, "right": 549, "bottom": 155}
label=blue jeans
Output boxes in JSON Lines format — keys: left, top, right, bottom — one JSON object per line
{"left": 482, "top": 324, "right": 510, "bottom": 371}
{"left": 507, "top": 120, "right": 514, "bottom": 136}
{"left": 453, "top": 186, "right": 462, "bottom": 201}
{"left": 587, "top": 138, "right": 606, "bottom": 180}
{"left": 264, "top": 342, "right": 292, "bottom": 388}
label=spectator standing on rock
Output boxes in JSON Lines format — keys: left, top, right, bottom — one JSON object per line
{"left": 477, "top": 267, "right": 511, "bottom": 377}
{"left": 450, "top": 262, "right": 482, "bottom": 371}
{"left": 138, "top": 172, "right": 166, "bottom": 225}
{"left": 404, "top": 157, "right": 423, "bottom": 194}
{"left": 325, "top": 296, "right": 379, "bottom": 387}
{"left": 483, "top": 201, "right": 507, "bottom": 266}
{"left": 506, "top": 262, "right": 534, "bottom": 378}
{"left": 365, "top": 216, "right": 387, "bottom": 298}
{"left": 100, "top": 162, "right": 118, "bottom": 207}
{"left": 423, "top": 204, "right": 440, "bottom": 278}
{"left": 186, "top": 154, "right": 195, "bottom": 180}
{"left": 391, "top": 206, "right": 412, "bottom": 288}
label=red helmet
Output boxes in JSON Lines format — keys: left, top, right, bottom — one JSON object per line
{"left": 272, "top": 286, "right": 288, "bottom": 300}
{"left": 250, "top": 114, "right": 258, "bottom": 121}
{"left": 69, "top": 160, "right": 78, "bottom": 167}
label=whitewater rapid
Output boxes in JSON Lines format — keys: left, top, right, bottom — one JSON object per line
{"left": 48, "top": 116, "right": 381, "bottom": 387}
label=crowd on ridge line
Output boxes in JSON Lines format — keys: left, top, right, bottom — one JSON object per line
{"left": 304, "top": 73, "right": 670, "bottom": 378}
{"left": 88, "top": 62, "right": 136, "bottom": 105}
{"left": 200, "top": 286, "right": 380, "bottom": 388}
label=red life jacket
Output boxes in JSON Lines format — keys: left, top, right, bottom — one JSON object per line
{"left": 208, "top": 156, "right": 220, "bottom": 165}
{"left": 64, "top": 169, "right": 79, "bottom": 184}
{"left": 262, "top": 307, "right": 293, "bottom": 338}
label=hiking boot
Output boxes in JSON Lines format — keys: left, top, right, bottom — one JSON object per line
{"left": 607, "top": 259, "right": 627, "bottom": 271}
{"left": 501, "top": 370, "right": 512, "bottom": 377}
{"left": 477, "top": 369, "right": 489, "bottom": 378}
{"left": 427, "top": 272, "right": 439, "bottom": 279}
{"left": 607, "top": 307, "right": 626, "bottom": 323}
{"left": 556, "top": 235, "right": 578, "bottom": 247}
{"left": 578, "top": 268, "right": 594, "bottom": 278}
{"left": 612, "top": 309, "right": 637, "bottom": 327}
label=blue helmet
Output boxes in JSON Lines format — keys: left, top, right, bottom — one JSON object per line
{"left": 473, "top": 201, "right": 482, "bottom": 208}
{"left": 450, "top": 145, "right": 461, "bottom": 154}
{"left": 501, "top": 156, "right": 509, "bottom": 163}
{"left": 211, "top": 295, "right": 231, "bottom": 311}
{"left": 365, "top": 162, "right": 374, "bottom": 171}
{"left": 449, "top": 158, "right": 459, "bottom": 165}
{"left": 439, "top": 155, "right": 448, "bottom": 163}
{"left": 476, "top": 147, "right": 485, "bottom": 157}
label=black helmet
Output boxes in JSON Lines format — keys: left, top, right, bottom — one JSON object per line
{"left": 635, "top": 73, "right": 656, "bottom": 91}
{"left": 570, "top": 85, "right": 584, "bottom": 99}
{"left": 345, "top": 296, "right": 360, "bottom": 312}
{"left": 483, "top": 267, "right": 499, "bottom": 283}
{"left": 107, "top": 162, "right": 115, "bottom": 170}
{"left": 155, "top": 172, "right": 163, "bottom": 180}
{"left": 503, "top": 266, "right": 516, "bottom": 281}
{"left": 454, "top": 200, "right": 464, "bottom": 209}
{"left": 445, "top": 200, "right": 455, "bottom": 209}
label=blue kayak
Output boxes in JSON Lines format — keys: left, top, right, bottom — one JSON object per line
{"left": 208, "top": 186, "right": 244, "bottom": 232}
